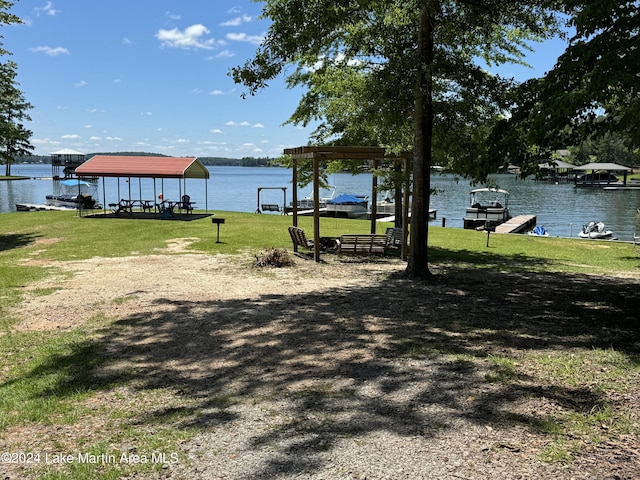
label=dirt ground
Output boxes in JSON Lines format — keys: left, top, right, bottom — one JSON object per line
{"left": 3, "top": 238, "right": 640, "bottom": 479}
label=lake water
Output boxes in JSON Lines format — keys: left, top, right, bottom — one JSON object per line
{"left": 2, "top": 164, "right": 640, "bottom": 241}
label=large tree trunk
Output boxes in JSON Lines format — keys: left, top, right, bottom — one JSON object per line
{"left": 406, "top": 2, "right": 435, "bottom": 279}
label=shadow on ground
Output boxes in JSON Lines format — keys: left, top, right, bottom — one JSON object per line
{"left": 16, "top": 264, "right": 640, "bottom": 477}
{"left": 0, "top": 232, "right": 39, "bottom": 251}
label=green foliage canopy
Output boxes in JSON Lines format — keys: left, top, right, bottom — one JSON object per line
{"left": 537, "top": 0, "right": 639, "bottom": 146}
{"left": 495, "top": 0, "right": 639, "bottom": 174}
{"left": 232, "top": 0, "right": 564, "bottom": 278}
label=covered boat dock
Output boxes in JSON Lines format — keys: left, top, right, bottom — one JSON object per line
{"left": 573, "top": 162, "right": 633, "bottom": 187}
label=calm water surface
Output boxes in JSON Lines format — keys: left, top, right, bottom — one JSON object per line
{"left": 2, "top": 164, "right": 639, "bottom": 241}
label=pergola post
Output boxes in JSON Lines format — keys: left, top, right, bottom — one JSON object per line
{"left": 370, "top": 159, "right": 378, "bottom": 234}
{"left": 313, "top": 156, "right": 321, "bottom": 262}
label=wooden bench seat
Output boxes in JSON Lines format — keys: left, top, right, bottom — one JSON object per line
{"left": 261, "top": 203, "right": 281, "bottom": 212}
{"left": 337, "top": 234, "right": 389, "bottom": 254}
{"left": 385, "top": 227, "right": 403, "bottom": 248}
{"left": 288, "top": 226, "right": 314, "bottom": 251}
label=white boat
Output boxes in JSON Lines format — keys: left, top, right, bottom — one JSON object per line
{"left": 292, "top": 186, "right": 336, "bottom": 209}
{"left": 578, "top": 221, "right": 614, "bottom": 239}
{"left": 376, "top": 194, "right": 396, "bottom": 216}
{"left": 326, "top": 193, "right": 369, "bottom": 218}
{"left": 463, "top": 188, "right": 511, "bottom": 229}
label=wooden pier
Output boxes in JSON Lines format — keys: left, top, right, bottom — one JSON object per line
{"left": 15, "top": 203, "right": 75, "bottom": 212}
{"left": 495, "top": 215, "right": 537, "bottom": 234}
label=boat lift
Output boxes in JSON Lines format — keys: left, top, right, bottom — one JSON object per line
{"left": 256, "top": 187, "right": 287, "bottom": 214}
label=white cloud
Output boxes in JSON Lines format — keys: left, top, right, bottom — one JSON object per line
{"left": 84, "top": 124, "right": 92, "bottom": 129}
{"left": 156, "top": 24, "right": 220, "bottom": 50}
{"left": 32, "top": 137, "right": 60, "bottom": 145}
{"left": 220, "top": 15, "right": 252, "bottom": 27}
{"left": 140, "top": 111, "right": 152, "bottom": 116}
{"left": 210, "top": 129, "right": 223, "bottom": 134}
{"left": 30, "top": 45, "right": 69, "bottom": 56}
{"left": 122, "top": 37, "right": 132, "bottom": 46}
{"left": 214, "top": 50, "right": 235, "bottom": 59}
{"left": 165, "top": 11, "right": 181, "bottom": 21}
{"left": 61, "top": 134, "right": 80, "bottom": 139}
{"left": 226, "top": 120, "right": 261, "bottom": 127}
{"left": 210, "top": 89, "right": 224, "bottom": 95}
{"left": 34, "top": 2, "right": 59, "bottom": 17}
{"left": 89, "top": 136, "right": 101, "bottom": 141}
{"left": 226, "top": 32, "right": 264, "bottom": 46}
{"left": 75, "top": 80, "right": 87, "bottom": 87}
{"left": 105, "top": 136, "right": 123, "bottom": 141}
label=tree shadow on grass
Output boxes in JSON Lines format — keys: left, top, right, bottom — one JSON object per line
{"left": 0, "top": 232, "right": 39, "bottom": 251}
{"left": 10, "top": 263, "right": 640, "bottom": 477}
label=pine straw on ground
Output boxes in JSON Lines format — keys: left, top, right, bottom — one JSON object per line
{"left": 2, "top": 240, "right": 639, "bottom": 479}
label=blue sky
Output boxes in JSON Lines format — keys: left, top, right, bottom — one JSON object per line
{"left": 6, "top": 1, "right": 569, "bottom": 158}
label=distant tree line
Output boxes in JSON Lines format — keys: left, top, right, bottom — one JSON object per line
{"left": 12, "top": 152, "right": 279, "bottom": 167}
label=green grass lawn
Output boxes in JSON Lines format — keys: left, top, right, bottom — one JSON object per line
{"left": 0, "top": 210, "right": 639, "bottom": 479}
{"left": 0, "top": 208, "right": 637, "bottom": 268}
{"left": 0, "top": 209, "right": 637, "bottom": 321}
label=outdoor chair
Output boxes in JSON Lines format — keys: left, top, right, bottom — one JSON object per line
{"left": 177, "top": 195, "right": 194, "bottom": 214}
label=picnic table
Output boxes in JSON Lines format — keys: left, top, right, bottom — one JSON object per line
{"left": 109, "top": 199, "right": 136, "bottom": 215}
{"left": 140, "top": 200, "right": 154, "bottom": 212}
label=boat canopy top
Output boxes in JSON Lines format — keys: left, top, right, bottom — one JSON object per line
{"left": 327, "top": 194, "right": 367, "bottom": 204}
{"left": 573, "top": 162, "right": 632, "bottom": 172}
{"left": 470, "top": 188, "right": 509, "bottom": 195}
{"left": 60, "top": 179, "right": 94, "bottom": 187}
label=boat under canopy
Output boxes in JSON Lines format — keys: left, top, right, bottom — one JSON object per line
{"left": 326, "top": 193, "right": 369, "bottom": 218}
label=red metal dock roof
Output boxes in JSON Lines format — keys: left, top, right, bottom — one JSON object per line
{"left": 75, "top": 155, "right": 210, "bottom": 179}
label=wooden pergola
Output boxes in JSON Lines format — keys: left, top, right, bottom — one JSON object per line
{"left": 284, "top": 146, "right": 411, "bottom": 262}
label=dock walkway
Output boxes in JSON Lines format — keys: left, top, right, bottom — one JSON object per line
{"left": 495, "top": 215, "right": 537, "bottom": 234}
{"left": 15, "top": 203, "right": 75, "bottom": 212}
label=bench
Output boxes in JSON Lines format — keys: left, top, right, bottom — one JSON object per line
{"left": 385, "top": 227, "right": 403, "bottom": 248}
{"left": 288, "top": 226, "right": 314, "bottom": 251}
{"left": 337, "top": 234, "right": 389, "bottom": 254}
{"left": 261, "top": 204, "right": 281, "bottom": 213}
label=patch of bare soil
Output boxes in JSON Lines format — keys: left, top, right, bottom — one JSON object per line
{"left": 3, "top": 240, "right": 640, "bottom": 480}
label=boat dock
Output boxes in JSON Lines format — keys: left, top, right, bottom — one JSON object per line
{"left": 376, "top": 210, "right": 437, "bottom": 223}
{"left": 495, "top": 215, "right": 537, "bottom": 234}
{"left": 15, "top": 203, "right": 75, "bottom": 212}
